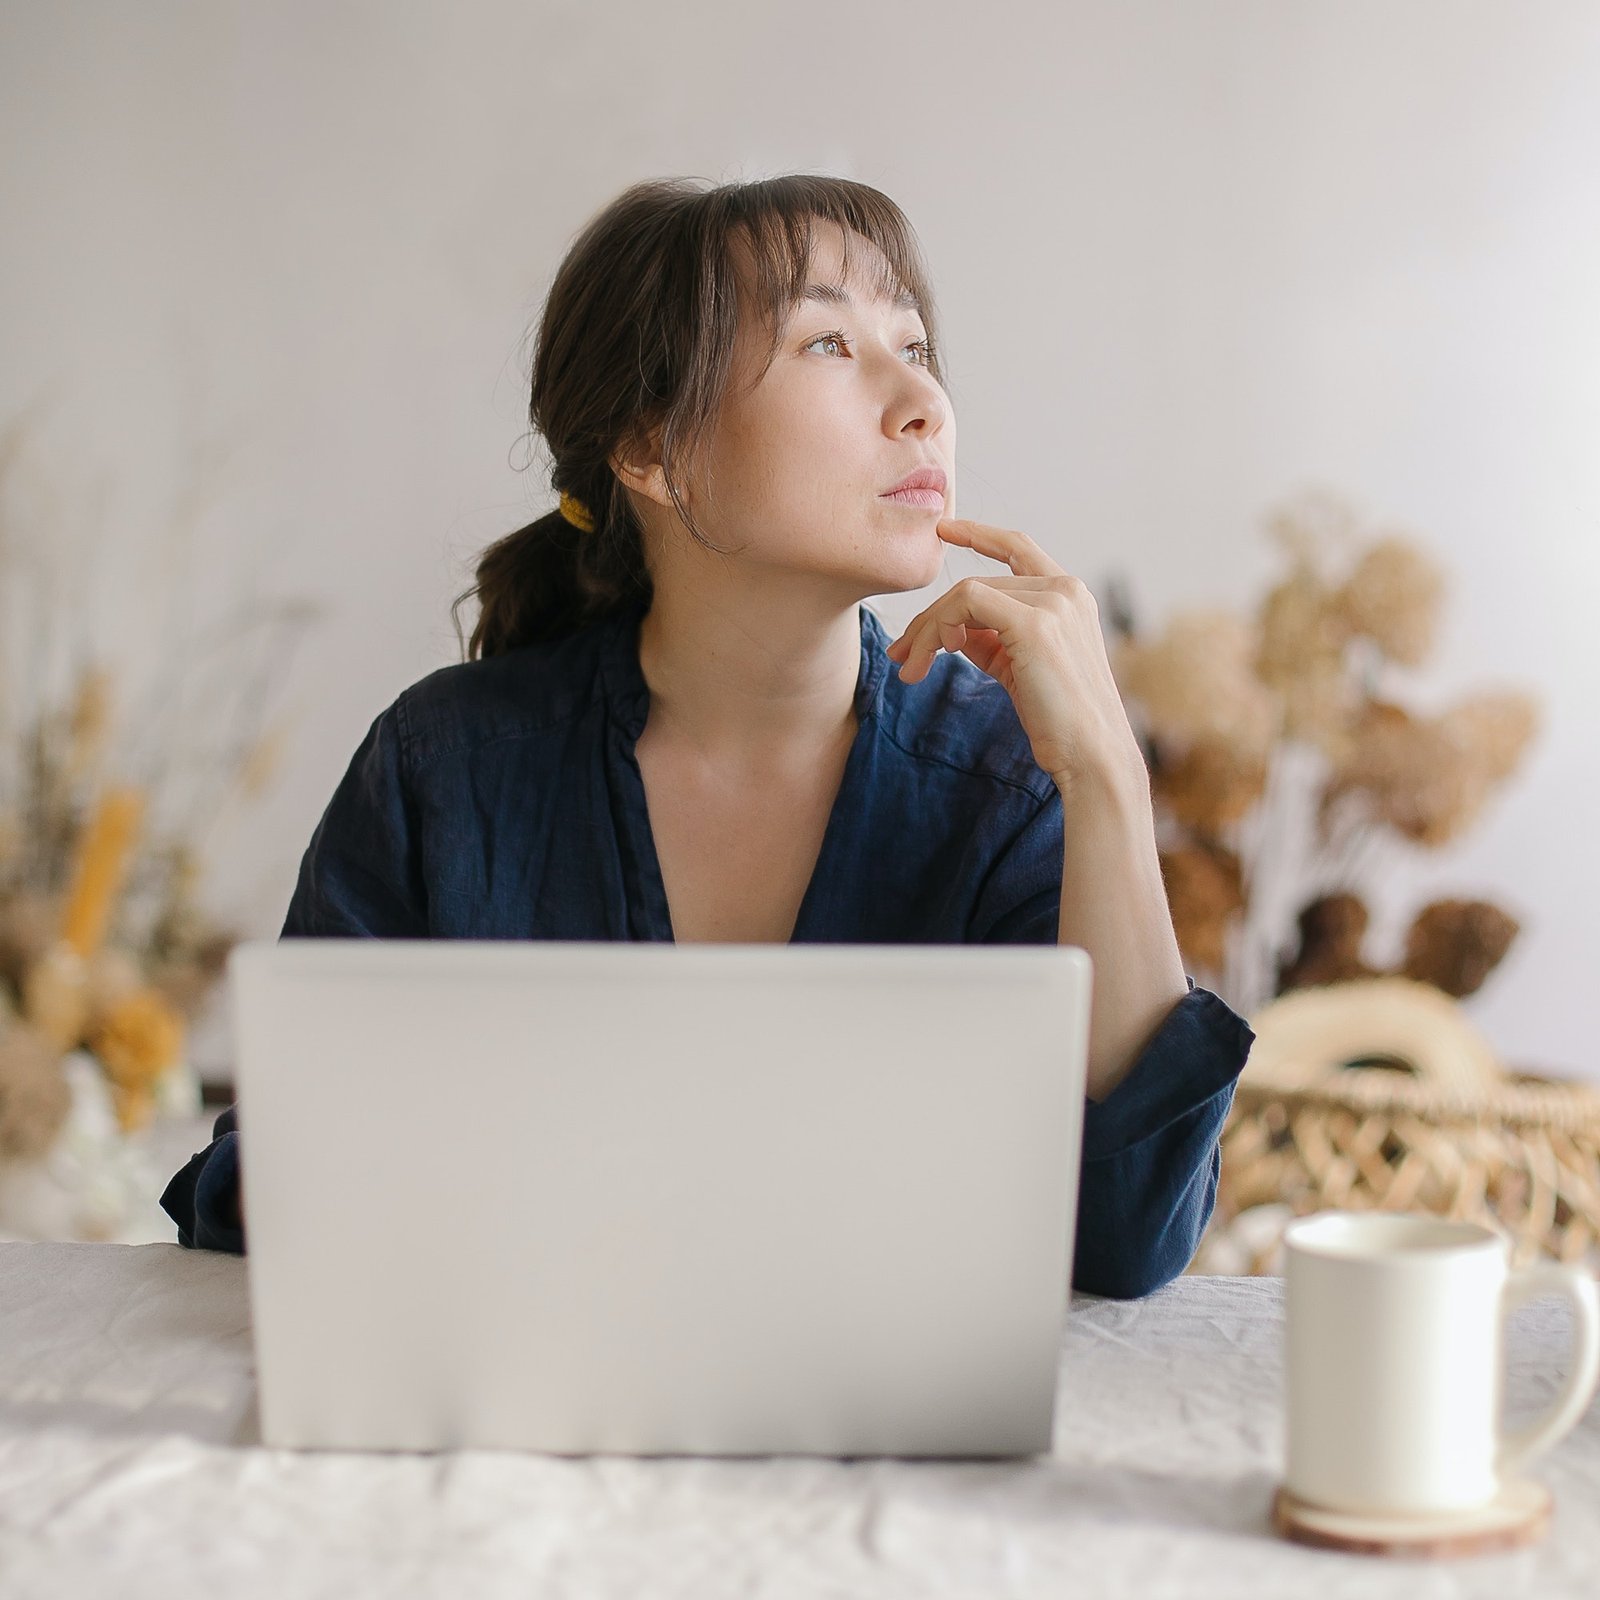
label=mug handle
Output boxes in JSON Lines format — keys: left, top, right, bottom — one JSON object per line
{"left": 1495, "top": 1260, "right": 1600, "bottom": 1482}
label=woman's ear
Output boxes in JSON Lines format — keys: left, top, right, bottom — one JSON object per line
{"left": 609, "top": 424, "right": 673, "bottom": 512}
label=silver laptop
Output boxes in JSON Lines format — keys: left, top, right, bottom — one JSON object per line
{"left": 229, "top": 939, "right": 1094, "bottom": 1458}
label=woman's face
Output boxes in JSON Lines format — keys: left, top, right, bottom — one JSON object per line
{"left": 641, "top": 219, "right": 956, "bottom": 604}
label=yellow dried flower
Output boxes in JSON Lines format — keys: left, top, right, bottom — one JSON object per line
{"left": 1116, "top": 492, "right": 1537, "bottom": 1015}
{"left": 1255, "top": 569, "right": 1357, "bottom": 750}
{"left": 60, "top": 785, "right": 146, "bottom": 961}
{"left": 108, "top": 1083, "right": 156, "bottom": 1135}
{"left": 160, "top": 843, "right": 204, "bottom": 905}
{"left": 145, "top": 960, "right": 206, "bottom": 1020}
{"left": 0, "top": 1020, "right": 73, "bottom": 1161}
{"left": 1153, "top": 739, "right": 1268, "bottom": 838}
{"left": 87, "top": 986, "right": 185, "bottom": 1093}
{"left": 1284, "top": 658, "right": 1360, "bottom": 759}
{"left": 1333, "top": 534, "right": 1445, "bottom": 667}
{"left": 21, "top": 940, "right": 90, "bottom": 1052}
{"left": 1264, "top": 486, "right": 1363, "bottom": 571}
{"left": 64, "top": 664, "right": 116, "bottom": 786}
{"left": 83, "top": 945, "right": 146, "bottom": 1031}
{"left": 1402, "top": 898, "right": 1521, "bottom": 999}
{"left": 1276, "top": 892, "right": 1381, "bottom": 992}
{"left": 0, "top": 807, "right": 22, "bottom": 873}
{"left": 1437, "top": 689, "right": 1540, "bottom": 782}
{"left": 1113, "top": 612, "right": 1277, "bottom": 761}
{"left": 1256, "top": 569, "right": 1345, "bottom": 680}
{"left": 1159, "top": 845, "right": 1244, "bottom": 974}
{"left": 0, "top": 889, "right": 66, "bottom": 991}
{"left": 1321, "top": 698, "right": 1511, "bottom": 848}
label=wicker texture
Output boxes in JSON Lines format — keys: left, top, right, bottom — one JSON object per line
{"left": 1193, "top": 979, "right": 1600, "bottom": 1275}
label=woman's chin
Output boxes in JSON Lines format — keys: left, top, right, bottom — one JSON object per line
{"left": 877, "top": 541, "right": 947, "bottom": 594}
{"left": 902, "top": 534, "right": 947, "bottom": 585}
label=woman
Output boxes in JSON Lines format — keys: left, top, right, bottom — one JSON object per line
{"left": 162, "top": 174, "right": 1254, "bottom": 1298}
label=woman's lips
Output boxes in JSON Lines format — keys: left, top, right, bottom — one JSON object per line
{"left": 879, "top": 487, "right": 946, "bottom": 509}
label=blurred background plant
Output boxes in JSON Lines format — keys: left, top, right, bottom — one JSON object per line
{"left": 0, "top": 406, "right": 323, "bottom": 1239}
{"left": 1106, "top": 485, "right": 1541, "bottom": 1021}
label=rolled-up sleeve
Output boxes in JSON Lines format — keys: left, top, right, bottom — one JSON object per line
{"left": 1072, "top": 978, "right": 1253, "bottom": 1299}
{"left": 159, "top": 699, "right": 426, "bottom": 1255}
{"left": 159, "top": 1103, "right": 244, "bottom": 1254}
{"left": 967, "top": 788, "right": 1255, "bottom": 1298}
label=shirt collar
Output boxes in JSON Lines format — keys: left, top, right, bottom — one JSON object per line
{"left": 597, "top": 599, "right": 892, "bottom": 741}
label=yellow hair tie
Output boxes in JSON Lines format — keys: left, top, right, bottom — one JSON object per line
{"left": 558, "top": 490, "right": 596, "bottom": 533}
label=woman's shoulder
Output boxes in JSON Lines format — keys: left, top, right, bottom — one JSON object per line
{"left": 387, "top": 615, "right": 618, "bottom": 771}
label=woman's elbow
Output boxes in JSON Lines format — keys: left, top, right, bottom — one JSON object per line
{"left": 1072, "top": 1144, "right": 1221, "bottom": 1300}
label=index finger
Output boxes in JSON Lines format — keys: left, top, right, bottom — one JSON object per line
{"left": 936, "top": 518, "right": 1068, "bottom": 580}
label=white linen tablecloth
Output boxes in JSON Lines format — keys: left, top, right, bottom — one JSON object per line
{"left": 0, "top": 1242, "right": 1595, "bottom": 1599}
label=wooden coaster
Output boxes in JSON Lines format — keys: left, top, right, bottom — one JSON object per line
{"left": 1271, "top": 1479, "right": 1552, "bottom": 1558}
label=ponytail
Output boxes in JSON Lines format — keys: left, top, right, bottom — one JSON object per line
{"left": 451, "top": 476, "right": 652, "bottom": 660}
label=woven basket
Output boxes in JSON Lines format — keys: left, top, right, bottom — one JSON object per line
{"left": 1190, "top": 977, "right": 1600, "bottom": 1275}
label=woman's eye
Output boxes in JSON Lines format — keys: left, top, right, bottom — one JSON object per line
{"left": 804, "top": 332, "right": 937, "bottom": 367}
{"left": 806, "top": 333, "right": 849, "bottom": 357}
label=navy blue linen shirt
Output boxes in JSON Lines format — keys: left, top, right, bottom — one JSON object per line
{"left": 161, "top": 598, "right": 1254, "bottom": 1299}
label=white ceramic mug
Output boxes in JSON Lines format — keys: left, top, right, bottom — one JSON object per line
{"left": 1282, "top": 1210, "right": 1600, "bottom": 1515}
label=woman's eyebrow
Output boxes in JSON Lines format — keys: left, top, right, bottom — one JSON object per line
{"left": 794, "top": 282, "right": 922, "bottom": 313}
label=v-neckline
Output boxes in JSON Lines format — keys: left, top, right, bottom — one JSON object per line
{"left": 600, "top": 601, "right": 890, "bottom": 944}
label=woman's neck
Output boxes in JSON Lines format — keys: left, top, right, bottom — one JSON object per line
{"left": 635, "top": 582, "right": 862, "bottom": 764}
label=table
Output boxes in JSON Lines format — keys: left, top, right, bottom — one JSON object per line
{"left": 1, "top": 1244, "right": 1595, "bottom": 1598}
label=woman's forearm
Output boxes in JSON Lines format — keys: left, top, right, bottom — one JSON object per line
{"left": 1054, "top": 751, "right": 1189, "bottom": 1103}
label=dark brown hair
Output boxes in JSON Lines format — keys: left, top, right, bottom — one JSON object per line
{"left": 451, "top": 174, "right": 948, "bottom": 660}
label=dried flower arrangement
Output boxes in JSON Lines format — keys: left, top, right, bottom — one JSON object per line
{"left": 0, "top": 412, "right": 321, "bottom": 1235}
{"left": 1106, "top": 487, "right": 1541, "bottom": 1019}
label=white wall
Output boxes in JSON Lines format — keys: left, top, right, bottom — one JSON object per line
{"left": 2, "top": 1, "right": 1596, "bottom": 1080}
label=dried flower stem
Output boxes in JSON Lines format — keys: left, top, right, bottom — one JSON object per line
{"left": 60, "top": 786, "right": 146, "bottom": 959}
